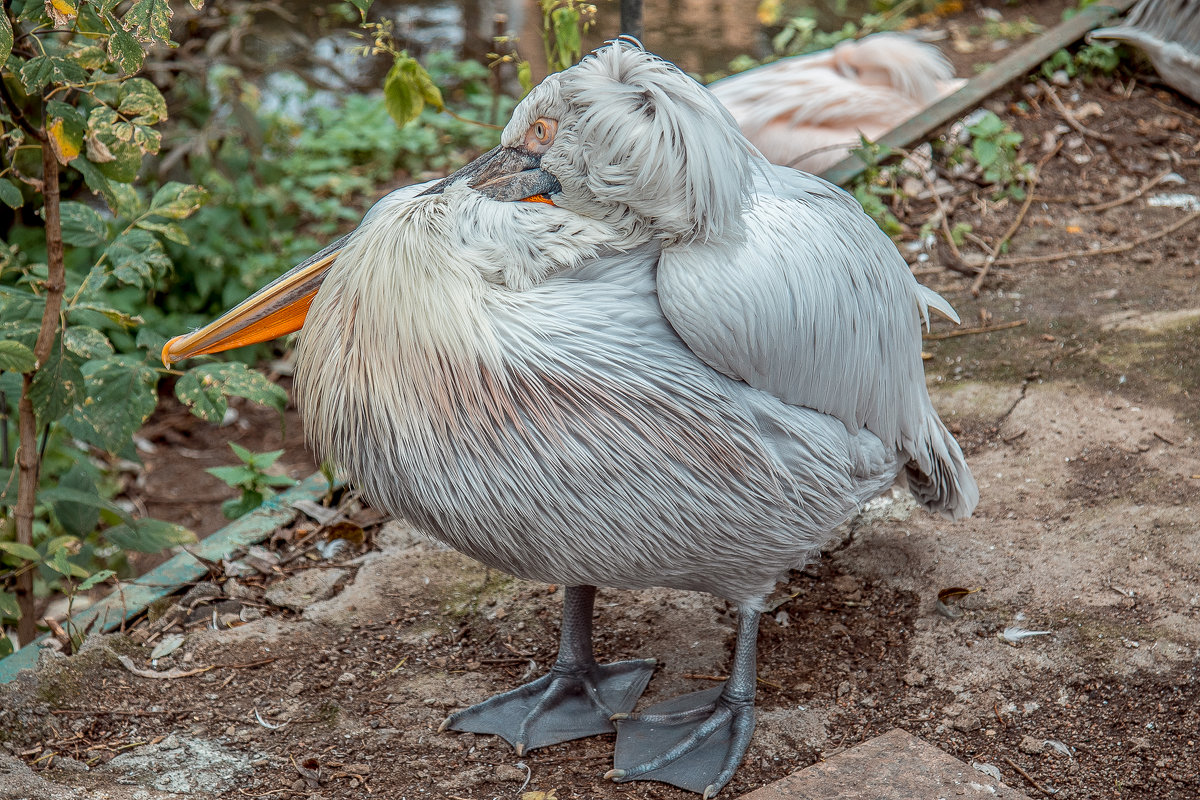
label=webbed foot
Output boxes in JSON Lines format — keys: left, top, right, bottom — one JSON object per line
{"left": 608, "top": 685, "right": 755, "bottom": 797}
{"left": 441, "top": 658, "right": 657, "bottom": 753}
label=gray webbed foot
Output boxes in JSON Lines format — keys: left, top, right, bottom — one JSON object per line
{"left": 441, "top": 658, "right": 657, "bottom": 753}
{"left": 608, "top": 685, "right": 755, "bottom": 797}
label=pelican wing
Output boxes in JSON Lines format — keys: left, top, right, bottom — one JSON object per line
{"left": 658, "top": 166, "right": 977, "bottom": 518}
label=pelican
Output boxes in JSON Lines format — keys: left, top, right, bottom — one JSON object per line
{"left": 163, "top": 40, "right": 977, "bottom": 797}
{"left": 709, "top": 33, "right": 964, "bottom": 173}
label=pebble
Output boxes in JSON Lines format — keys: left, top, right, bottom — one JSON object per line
{"left": 337, "top": 672, "right": 356, "bottom": 684}
{"left": 1019, "top": 735, "right": 1045, "bottom": 755}
{"left": 495, "top": 764, "right": 527, "bottom": 782}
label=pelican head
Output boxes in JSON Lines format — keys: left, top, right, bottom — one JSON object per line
{"left": 161, "top": 39, "right": 756, "bottom": 365}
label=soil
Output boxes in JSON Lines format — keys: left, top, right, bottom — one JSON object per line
{"left": 3, "top": 3, "right": 1200, "bottom": 799}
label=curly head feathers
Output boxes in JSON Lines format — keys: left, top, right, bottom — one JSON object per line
{"left": 505, "top": 40, "right": 757, "bottom": 247}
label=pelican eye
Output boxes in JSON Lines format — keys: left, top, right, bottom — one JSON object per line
{"left": 525, "top": 117, "right": 557, "bottom": 153}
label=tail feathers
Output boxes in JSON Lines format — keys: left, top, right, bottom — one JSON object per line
{"left": 904, "top": 413, "right": 978, "bottom": 520}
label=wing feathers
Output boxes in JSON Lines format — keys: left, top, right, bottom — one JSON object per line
{"left": 658, "top": 165, "right": 976, "bottom": 519}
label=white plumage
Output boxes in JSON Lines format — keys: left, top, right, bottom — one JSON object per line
{"left": 710, "top": 33, "right": 964, "bottom": 172}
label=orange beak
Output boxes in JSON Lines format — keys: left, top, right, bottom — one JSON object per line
{"left": 160, "top": 235, "right": 348, "bottom": 366}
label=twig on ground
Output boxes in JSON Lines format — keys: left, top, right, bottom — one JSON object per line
{"left": 51, "top": 708, "right": 174, "bottom": 716}
{"left": 924, "top": 319, "right": 1028, "bottom": 341}
{"left": 1150, "top": 97, "right": 1200, "bottom": 129}
{"left": 117, "top": 655, "right": 213, "bottom": 680}
{"left": 213, "top": 657, "right": 278, "bottom": 670}
{"left": 992, "top": 211, "right": 1200, "bottom": 267}
{"left": 921, "top": 168, "right": 966, "bottom": 266}
{"left": 1002, "top": 755, "right": 1056, "bottom": 796}
{"left": 971, "top": 140, "right": 1064, "bottom": 296}
{"left": 1038, "top": 80, "right": 1115, "bottom": 143}
{"left": 1081, "top": 168, "right": 1173, "bottom": 212}
{"left": 1152, "top": 431, "right": 1177, "bottom": 446}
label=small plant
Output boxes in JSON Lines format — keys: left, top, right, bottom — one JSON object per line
{"left": 206, "top": 443, "right": 298, "bottom": 520}
{"left": 1041, "top": 42, "right": 1123, "bottom": 82}
{"left": 492, "top": 0, "right": 598, "bottom": 94}
{"left": 964, "top": 111, "right": 1030, "bottom": 200}
{"left": 848, "top": 135, "right": 907, "bottom": 237}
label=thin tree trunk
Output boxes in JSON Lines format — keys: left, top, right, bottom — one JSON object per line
{"left": 12, "top": 141, "right": 66, "bottom": 646}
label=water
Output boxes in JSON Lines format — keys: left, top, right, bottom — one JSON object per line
{"left": 232, "top": 0, "right": 883, "bottom": 107}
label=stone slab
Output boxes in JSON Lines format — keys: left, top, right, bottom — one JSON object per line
{"left": 738, "top": 729, "right": 1032, "bottom": 800}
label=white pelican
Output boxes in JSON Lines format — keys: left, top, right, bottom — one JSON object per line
{"left": 709, "top": 32, "right": 964, "bottom": 173}
{"left": 163, "top": 39, "right": 977, "bottom": 797}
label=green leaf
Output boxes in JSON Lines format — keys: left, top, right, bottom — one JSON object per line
{"left": 135, "top": 218, "right": 188, "bottom": 245}
{"left": 88, "top": 107, "right": 143, "bottom": 182}
{"left": 18, "top": 55, "right": 87, "bottom": 93}
{"left": 383, "top": 56, "right": 425, "bottom": 128}
{"left": 0, "top": 590, "right": 19, "bottom": 620}
{"left": 78, "top": 568, "right": 116, "bottom": 591}
{"left": 0, "top": 340, "right": 36, "bottom": 372}
{"left": 69, "top": 301, "right": 141, "bottom": 328}
{"left": 48, "top": 547, "right": 73, "bottom": 576}
{"left": 0, "top": 178, "right": 22, "bottom": 208}
{"left": 968, "top": 111, "right": 1006, "bottom": 139}
{"left": 53, "top": 464, "right": 100, "bottom": 538}
{"left": 117, "top": 78, "right": 167, "bottom": 125}
{"left": 134, "top": 326, "right": 166, "bottom": 355}
{"left": 105, "top": 229, "right": 170, "bottom": 288}
{"left": 973, "top": 138, "right": 999, "bottom": 169}
{"left": 206, "top": 464, "right": 257, "bottom": 487}
{"left": 262, "top": 473, "right": 298, "bottom": 488}
{"left": 38, "top": 486, "right": 133, "bottom": 525}
{"left": 71, "top": 44, "right": 106, "bottom": 70}
{"left": 59, "top": 201, "right": 109, "bottom": 247}
{"left": 63, "top": 325, "right": 114, "bottom": 359}
{"left": 222, "top": 490, "right": 264, "bottom": 519}
{"left": 0, "top": 12, "right": 12, "bottom": 70}
{"left": 107, "top": 27, "right": 144, "bottom": 73}
{"left": 60, "top": 357, "right": 158, "bottom": 454}
{"left": 347, "top": 0, "right": 372, "bottom": 19}
{"left": 175, "top": 362, "right": 287, "bottom": 423}
{"left": 121, "top": 0, "right": 172, "bottom": 44}
{"left": 30, "top": 347, "right": 84, "bottom": 422}
{"left": 551, "top": 7, "right": 581, "bottom": 70}
{"left": 517, "top": 60, "right": 532, "bottom": 95}
{"left": 103, "top": 518, "right": 195, "bottom": 553}
{"left": 148, "top": 182, "right": 209, "bottom": 219}
{"left": 0, "top": 541, "right": 42, "bottom": 562}
{"left": 0, "top": 636, "right": 11, "bottom": 658}
{"left": 71, "top": 157, "right": 118, "bottom": 209}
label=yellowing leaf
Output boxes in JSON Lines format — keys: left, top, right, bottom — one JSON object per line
{"left": 49, "top": 118, "right": 81, "bottom": 164}
{"left": 521, "top": 792, "right": 557, "bottom": 800}
{"left": 757, "top": 0, "right": 782, "bottom": 26}
{"left": 45, "top": 0, "right": 78, "bottom": 26}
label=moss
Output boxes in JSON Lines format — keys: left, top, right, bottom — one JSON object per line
{"left": 318, "top": 701, "right": 341, "bottom": 725}
{"left": 925, "top": 314, "right": 1200, "bottom": 432}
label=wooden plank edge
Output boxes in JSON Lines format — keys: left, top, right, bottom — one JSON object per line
{"left": 820, "top": 0, "right": 1138, "bottom": 187}
{"left": 0, "top": 471, "right": 334, "bottom": 684}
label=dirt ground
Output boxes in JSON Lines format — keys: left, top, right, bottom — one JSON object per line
{"left": 3, "top": 11, "right": 1200, "bottom": 800}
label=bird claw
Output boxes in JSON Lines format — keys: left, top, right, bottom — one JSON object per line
{"left": 440, "top": 658, "right": 656, "bottom": 754}
{"left": 610, "top": 686, "right": 755, "bottom": 797}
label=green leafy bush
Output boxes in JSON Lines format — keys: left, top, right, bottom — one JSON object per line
{"left": 0, "top": 0, "right": 285, "bottom": 648}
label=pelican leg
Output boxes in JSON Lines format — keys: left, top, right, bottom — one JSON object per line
{"left": 440, "top": 585, "right": 657, "bottom": 755}
{"left": 608, "top": 608, "right": 760, "bottom": 798}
